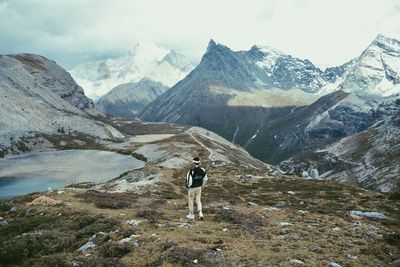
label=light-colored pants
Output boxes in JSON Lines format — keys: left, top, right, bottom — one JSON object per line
{"left": 188, "top": 187, "right": 202, "bottom": 215}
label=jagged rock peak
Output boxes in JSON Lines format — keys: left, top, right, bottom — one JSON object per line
{"left": 206, "top": 39, "right": 231, "bottom": 53}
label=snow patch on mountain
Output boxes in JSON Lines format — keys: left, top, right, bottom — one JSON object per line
{"left": 252, "top": 45, "right": 284, "bottom": 75}
{"left": 305, "top": 93, "right": 378, "bottom": 131}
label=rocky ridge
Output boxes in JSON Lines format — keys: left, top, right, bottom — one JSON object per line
{"left": 0, "top": 53, "right": 124, "bottom": 154}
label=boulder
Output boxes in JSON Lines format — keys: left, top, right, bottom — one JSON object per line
{"left": 0, "top": 217, "right": 8, "bottom": 226}
{"left": 78, "top": 241, "right": 96, "bottom": 253}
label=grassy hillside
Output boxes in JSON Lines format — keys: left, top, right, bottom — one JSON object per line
{"left": 0, "top": 119, "right": 399, "bottom": 266}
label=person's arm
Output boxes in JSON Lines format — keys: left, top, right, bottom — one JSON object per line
{"left": 202, "top": 168, "right": 208, "bottom": 188}
{"left": 186, "top": 170, "right": 192, "bottom": 188}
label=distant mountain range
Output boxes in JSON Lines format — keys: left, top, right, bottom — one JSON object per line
{"left": 141, "top": 35, "right": 400, "bottom": 122}
{"left": 1, "top": 35, "right": 399, "bottom": 192}
{"left": 69, "top": 42, "right": 194, "bottom": 101}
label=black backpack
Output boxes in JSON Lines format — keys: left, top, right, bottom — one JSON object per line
{"left": 190, "top": 167, "right": 206, "bottom": 188}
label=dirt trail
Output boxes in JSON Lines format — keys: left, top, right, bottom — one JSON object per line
{"left": 189, "top": 132, "right": 214, "bottom": 162}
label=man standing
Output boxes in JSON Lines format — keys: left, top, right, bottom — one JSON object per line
{"left": 186, "top": 157, "right": 208, "bottom": 220}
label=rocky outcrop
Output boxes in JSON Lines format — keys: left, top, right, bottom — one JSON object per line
{"left": 0, "top": 53, "right": 124, "bottom": 151}
{"left": 6, "top": 54, "right": 94, "bottom": 109}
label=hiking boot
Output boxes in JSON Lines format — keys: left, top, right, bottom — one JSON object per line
{"left": 186, "top": 214, "right": 194, "bottom": 220}
{"left": 199, "top": 211, "right": 204, "bottom": 220}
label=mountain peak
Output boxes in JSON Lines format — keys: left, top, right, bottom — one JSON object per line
{"left": 374, "top": 33, "right": 394, "bottom": 42}
{"left": 128, "top": 41, "right": 169, "bottom": 64}
{"left": 206, "top": 39, "right": 231, "bottom": 53}
{"left": 161, "top": 50, "right": 193, "bottom": 71}
{"left": 70, "top": 43, "right": 193, "bottom": 100}
{"left": 207, "top": 39, "right": 217, "bottom": 49}
{"left": 369, "top": 34, "right": 400, "bottom": 50}
{"left": 339, "top": 34, "right": 400, "bottom": 96}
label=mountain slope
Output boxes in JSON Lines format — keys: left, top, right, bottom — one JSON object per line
{"left": 140, "top": 35, "right": 400, "bottom": 165}
{"left": 318, "top": 94, "right": 400, "bottom": 192}
{"left": 138, "top": 41, "right": 339, "bottom": 158}
{"left": 70, "top": 42, "right": 194, "bottom": 100}
{"left": 244, "top": 90, "right": 379, "bottom": 164}
{"left": 0, "top": 54, "right": 124, "bottom": 152}
{"left": 278, "top": 94, "right": 400, "bottom": 193}
{"left": 139, "top": 39, "right": 333, "bottom": 141}
{"left": 140, "top": 39, "right": 338, "bottom": 124}
{"left": 96, "top": 78, "right": 169, "bottom": 118}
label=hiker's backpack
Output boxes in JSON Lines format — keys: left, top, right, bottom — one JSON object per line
{"left": 190, "top": 167, "right": 206, "bottom": 188}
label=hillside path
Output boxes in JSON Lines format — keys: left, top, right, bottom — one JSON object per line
{"left": 189, "top": 132, "right": 214, "bottom": 162}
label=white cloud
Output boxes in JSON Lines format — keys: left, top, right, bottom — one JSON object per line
{"left": 0, "top": 0, "right": 399, "bottom": 69}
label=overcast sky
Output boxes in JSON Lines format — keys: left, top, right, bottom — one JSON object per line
{"left": 0, "top": 0, "right": 399, "bottom": 69}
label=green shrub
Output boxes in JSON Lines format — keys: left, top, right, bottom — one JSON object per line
{"left": 99, "top": 242, "right": 135, "bottom": 258}
{"left": 384, "top": 233, "right": 400, "bottom": 246}
{"left": 158, "top": 247, "right": 210, "bottom": 266}
{"left": 0, "top": 214, "right": 57, "bottom": 240}
{"left": 131, "top": 152, "right": 147, "bottom": 162}
{"left": 15, "top": 140, "right": 30, "bottom": 152}
{"left": 136, "top": 209, "right": 165, "bottom": 224}
{"left": 30, "top": 255, "right": 69, "bottom": 267}
{"left": 77, "top": 190, "right": 138, "bottom": 209}
{"left": 388, "top": 192, "right": 400, "bottom": 201}
{"left": 213, "top": 208, "right": 266, "bottom": 231}
{"left": 0, "top": 231, "right": 75, "bottom": 265}
{"left": 0, "top": 202, "right": 13, "bottom": 212}
{"left": 70, "top": 213, "right": 97, "bottom": 230}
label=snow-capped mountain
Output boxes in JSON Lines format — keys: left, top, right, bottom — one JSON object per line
{"left": 139, "top": 39, "right": 355, "bottom": 143}
{"left": 0, "top": 54, "right": 124, "bottom": 152}
{"left": 69, "top": 42, "right": 194, "bottom": 100}
{"left": 139, "top": 39, "right": 329, "bottom": 124}
{"left": 339, "top": 34, "right": 400, "bottom": 96}
{"left": 140, "top": 35, "right": 400, "bottom": 170}
{"left": 141, "top": 35, "right": 400, "bottom": 123}
{"left": 96, "top": 78, "right": 169, "bottom": 118}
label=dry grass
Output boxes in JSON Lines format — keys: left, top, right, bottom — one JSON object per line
{"left": 110, "top": 119, "right": 189, "bottom": 135}
{"left": 13, "top": 54, "right": 47, "bottom": 71}
{"left": 1, "top": 126, "right": 399, "bottom": 266}
{"left": 76, "top": 190, "right": 139, "bottom": 209}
